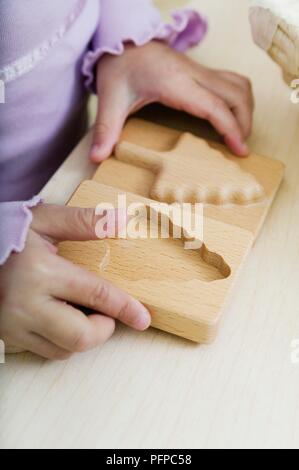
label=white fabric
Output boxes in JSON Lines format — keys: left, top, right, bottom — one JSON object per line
{"left": 251, "top": 0, "right": 299, "bottom": 27}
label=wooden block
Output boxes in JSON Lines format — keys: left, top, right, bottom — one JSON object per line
{"left": 115, "top": 132, "right": 265, "bottom": 205}
{"left": 61, "top": 119, "right": 284, "bottom": 343}
{"left": 93, "top": 119, "right": 285, "bottom": 240}
{"left": 59, "top": 181, "right": 254, "bottom": 343}
{"left": 93, "top": 158, "right": 155, "bottom": 198}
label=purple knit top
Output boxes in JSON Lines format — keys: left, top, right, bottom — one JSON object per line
{"left": 0, "top": 0, "right": 207, "bottom": 264}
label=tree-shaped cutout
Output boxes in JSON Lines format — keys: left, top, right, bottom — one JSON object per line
{"left": 96, "top": 206, "right": 231, "bottom": 283}
{"left": 115, "top": 132, "right": 265, "bottom": 205}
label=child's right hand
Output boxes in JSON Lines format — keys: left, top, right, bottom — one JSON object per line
{"left": 0, "top": 204, "right": 151, "bottom": 360}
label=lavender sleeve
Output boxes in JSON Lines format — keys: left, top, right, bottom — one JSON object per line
{"left": 0, "top": 1, "right": 207, "bottom": 266}
{"left": 82, "top": 0, "right": 208, "bottom": 89}
{"left": 0, "top": 197, "right": 42, "bottom": 265}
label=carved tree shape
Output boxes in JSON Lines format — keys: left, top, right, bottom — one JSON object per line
{"left": 115, "top": 132, "right": 265, "bottom": 205}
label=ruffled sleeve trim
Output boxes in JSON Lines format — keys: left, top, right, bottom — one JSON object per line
{"left": 82, "top": 8, "right": 208, "bottom": 90}
{"left": 0, "top": 196, "right": 42, "bottom": 265}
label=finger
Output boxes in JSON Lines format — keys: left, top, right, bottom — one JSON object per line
{"left": 200, "top": 73, "right": 254, "bottom": 138}
{"left": 24, "top": 332, "right": 72, "bottom": 361}
{"left": 217, "top": 71, "right": 255, "bottom": 112}
{"left": 90, "top": 81, "right": 130, "bottom": 163}
{"left": 51, "top": 256, "right": 151, "bottom": 331}
{"left": 31, "top": 205, "right": 127, "bottom": 242}
{"left": 218, "top": 70, "right": 254, "bottom": 97}
{"left": 163, "top": 82, "right": 248, "bottom": 156}
{"left": 33, "top": 300, "right": 115, "bottom": 353}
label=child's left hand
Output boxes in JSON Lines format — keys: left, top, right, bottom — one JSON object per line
{"left": 90, "top": 41, "right": 254, "bottom": 162}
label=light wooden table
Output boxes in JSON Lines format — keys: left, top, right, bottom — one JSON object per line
{"left": 1, "top": 0, "right": 299, "bottom": 449}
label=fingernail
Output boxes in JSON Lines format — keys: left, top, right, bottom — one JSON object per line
{"left": 136, "top": 303, "right": 151, "bottom": 331}
{"left": 90, "top": 145, "right": 105, "bottom": 162}
{"left": 240, "top": 141, "right": 249, "bottom": 156}
{"left": 225, "top": 136, "right": 249, "bottom": 157}
{"left": 91, "top": 144, "right": 101, "bottom": 155}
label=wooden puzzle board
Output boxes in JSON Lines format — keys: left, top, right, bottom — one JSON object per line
{"left": 94, "top": 119, "right": 285, "bottom": 239}
{"left": 59, "top": 119, "right": 284, "bottom": 343}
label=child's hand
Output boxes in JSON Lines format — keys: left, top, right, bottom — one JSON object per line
{"left": 90, "top": 41, "right": 254, "bottom": 162}
{"left": 0, "top": 205, "right": 151, "bottom": 360}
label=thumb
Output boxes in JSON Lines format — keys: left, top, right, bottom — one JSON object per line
{"left": 31, "top": 204, "right": 127, "bottom": 242}
{"left": 90, "top": 82, "right": 130, "bottom": 163}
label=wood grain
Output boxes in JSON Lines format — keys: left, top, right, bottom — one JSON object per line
{"left": 115, "top": 126, "right": 266, "bottom": 204}
{"left": 59, "top": 180, "right": 254, "bottom": 342}
{"left": 94, "top": 119, "right": 285, "bottom": 239}
{"left": 72, "top": 118, "right": 283, "bottom": 342}
{"left": 1, "top": 0, "right": 299, "bottom": 450}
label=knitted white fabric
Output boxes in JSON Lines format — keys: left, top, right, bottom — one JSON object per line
{"left": 250, "top": 0, "right": 299, "bottom": 82}
{"left": 251, "top": 0, "right": 299, "bottom": 27}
